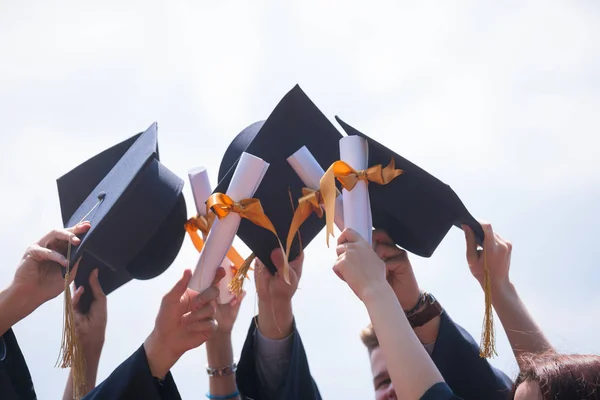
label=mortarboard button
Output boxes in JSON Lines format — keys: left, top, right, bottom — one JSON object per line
{"left": 57, "top": 123, "right": 187, "bottom": 312}
{"left": 214, "top": 85, "right": 343, "bottom": 274}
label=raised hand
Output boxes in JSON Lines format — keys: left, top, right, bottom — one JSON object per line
{"left": 463, "top": 222, "right": 512, "bottom": 290}
{"left": 12, "top": 222, "right": 91, "bottom": 313}
{"left": 144, "top": 268, "right": 225, "bottom": 378}
{"left": 72, "top": 268, "right": 107, "bottom": 358}
{"left": 334, "top": 228, "right": 387, "bottom": 302}
{"left": 372, "top": 229, "right": 421, "bottom": 311}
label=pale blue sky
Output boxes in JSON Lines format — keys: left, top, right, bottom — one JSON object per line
{"left": 1, "top": 1, "right": 599, "bottom": 399}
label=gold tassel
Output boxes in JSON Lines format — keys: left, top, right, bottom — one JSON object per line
{"left": 56, "top": 242, "right": 87, "bottom": 399}
{"left": 479, "top": 250, "right": 496, "bottom": 358}
{"left": 229, "top": 253, "right": 256, "bottom": 296}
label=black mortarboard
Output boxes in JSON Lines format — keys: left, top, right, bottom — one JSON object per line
{"left": 214, "top": 85, "right": 343, "bottom": 274}
{"left": 57, "top": 123, "right": 187, "bottom": 312}
{"left": 335, "top": 116, "right": 484, "bottom": 257}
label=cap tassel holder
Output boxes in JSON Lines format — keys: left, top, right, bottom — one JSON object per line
{"left": 480, "top": 250, "right": 496, "bottom": 358}
{"left": 57, "top": 236, "right": 87, "bottom": 400}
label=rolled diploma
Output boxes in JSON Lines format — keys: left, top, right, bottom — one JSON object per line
{"left": 339, "top": 136, "right": 372, "bottom": 245}
{"left": 188, "top": 152, "right": 270, "bottom": 293}
{"left": 188, "top": 167, "right": 235, "bottom": 304}
{"left": 287, "top": 146, "right": 344, "bottom": 231}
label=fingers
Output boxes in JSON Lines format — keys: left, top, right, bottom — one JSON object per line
{"left": 88, "top": 269, "right": 106, "bottom": 300}
{"left": 67, "top": 222, "right": 92, "bottom": 235}
{"left": 164, "top": 269, "right": 192, "bottom": 303}
{"left": 67, "top": 257, "right": 81, "bottom": 284}
{"left": 27, "top": 244, "right": 68, "bottom": 267}
{"left": 192, "top": 286, "right": 219, "bottom": 309}
{"left": 230, "top": 290, "right": 246, "bottom": 308}
{"left": 337, "top": 228, "right": 363, "bottom": 245}
{"left": 373, "top": 242, "right": 406, "bottom": 262}
{"left": 186, "top": 318, "right": 218, "bottom": 334}
{"left": 182, "top": 302, "right": 216, "bottom": 325}
{"left": 211, "top": 267, "right": 226, "bottom": 286}
{"left": 72, "top": 286, "right": 85, "bottom": 308}
{"left": 332, "top": 263, "right": 345, "bottom": 282}
{"left": 462, "top": 225, "right": 479, "bottom": 266}
{"left": 372, "top": 229, "right": 394, "bottom": 247}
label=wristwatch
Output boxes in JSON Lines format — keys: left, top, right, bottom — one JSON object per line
{"left": 406, "top": 292, "right": 443, "bottom": 328}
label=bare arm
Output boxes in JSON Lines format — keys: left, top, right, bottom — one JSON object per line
{"left": 491, "top": 282, "right": 553, "bottom": 365}
{"left": 206, "top": 333, "right": 240, "bottom": 399}
{"left": 464, "top": 223, "right": 553, "bottom": 369}
{"left": 363, "top": 282, "right": 444, "bottom": 399}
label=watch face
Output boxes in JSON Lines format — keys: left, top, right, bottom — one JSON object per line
{"left": 0, "top": 336, "right": 6, "bottom": 362}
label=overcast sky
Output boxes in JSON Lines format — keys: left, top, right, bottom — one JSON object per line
{"left": 1, "top": 1, "right": 599, "bottom": 399}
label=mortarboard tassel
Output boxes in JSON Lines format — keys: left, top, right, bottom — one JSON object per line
{"left": 56, "top": 235, "right": 87, "bottom": 400}
{"left": 229, "top": 253, "right": 256, "bottom": 296}
{"left": 479, "top": 250, "right": 496, "bottom": 358}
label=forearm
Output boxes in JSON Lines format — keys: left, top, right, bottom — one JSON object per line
{"left": 363, "top": 283, "right": 444, "bottom": 399}
{"left": 257, "top": 299, "right": 293, "bottom": 339}
{"left": 0, "top": 284, "right": 35, "bottom": 335}
{"left": 206, "top": 333, "right": 239, "bottom": 398}
{"left": 492, "top": 282, "right": 553, "bottom": 364}
{"left": 62, "top": 352, "right": 101, "bottom": 400}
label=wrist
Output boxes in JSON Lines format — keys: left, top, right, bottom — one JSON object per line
{"left": 361, "top": 281, "right": 395, "bottom": 307}
{"left": 491, "top": 280, "right": 517, "bottom": 305}
{"left": 144, "top": 331, "right": 178, "bottom": 379}
{"left": 257, "top": 299, "right": 293, "bottom": 339}
{"left": 0, "top": 284, "right": 34, "bottom": 334}
{"left": 207, "top": 331, "right": 231, "bottom": 345}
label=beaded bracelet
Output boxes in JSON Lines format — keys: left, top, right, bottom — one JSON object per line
{"left": 405, "top": 291, "right": 427, "bottom": 317}
{"left": 206, "top": 390, "right": 239, "bottom": 399}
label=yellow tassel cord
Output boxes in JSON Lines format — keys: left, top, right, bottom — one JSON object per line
{"left": 479, "top": 249, "right": 497, "bottom": 358}
{"left": 229, "top": 253, "right": 256, "bottom": 296}
{"left": 56, "top": 240, "right": 87, "bottom": 400}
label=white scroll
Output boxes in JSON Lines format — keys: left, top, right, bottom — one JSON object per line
{"left": 339, "top": 136, "right": 373, "bottom": 245}
{"left": 188, "top": 153, "right": 269, "bottom": 293}
{"left": 188, "top": 167, "right": 235, "bottom": 304}
{"left": 287, "top": 146, "right": 345, "bottom": 231}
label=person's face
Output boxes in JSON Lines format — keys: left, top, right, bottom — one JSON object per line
{"left": 370, "top": 346, "right": 396, "bottom": 400}
{"left": 513, "top": 380, "right": 543, "bottom": 400}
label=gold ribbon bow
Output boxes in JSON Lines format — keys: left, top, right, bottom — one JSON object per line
{"left": 320, "top": 158, "right": 403, "bottom": 245}
{"left": 285, "top": 188, "right": 325, "bottom": 257}
{"left": 207, "top": 193, "right": 290, "bottom": 286}
{"left": 184, "top": 213, "right": 245, "bottom": 270}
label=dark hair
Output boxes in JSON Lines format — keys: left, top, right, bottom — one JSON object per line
{"left": 360, "top": 324, "right": 379, "bottom": 353}
{"left": 512, "top": 352, "right": 600, "bottom": 399}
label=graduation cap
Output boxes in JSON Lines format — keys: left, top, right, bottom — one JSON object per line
{"left": 214, "top": 85, "right": 343, "bottom": 275}
{"left": 57, "top": 122, "right": 187, "bottom": 312}
{"left": 334, "top": 116, "right": 496, "bottom": 358}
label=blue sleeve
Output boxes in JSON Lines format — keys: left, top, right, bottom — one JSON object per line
{"left": 421, "top": 382, "right": 464, "bottom": 400}
{"left": 236, "top": 317, "right": 322, "bottom": 400}
{"left": 83, "top": 345, "right": 181, "bottom": 400}
{"left": 431, "top": 311, "right": 513, "bottom": 400}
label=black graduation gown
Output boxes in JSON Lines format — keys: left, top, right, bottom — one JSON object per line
{"left": 0, "top": 329, "right": 36, "bottom": 400}
{"left": 236, "top": 318, "right": 321, "bottom": 400}
{"left": 83, "top": 345, "right": 181, "bottom": 400}
{"left": 432, "top": 312, "right": 513, "bottom": 400}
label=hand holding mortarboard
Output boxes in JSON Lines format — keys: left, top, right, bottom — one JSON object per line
{"left": 254, "top": 249, "right": 304, "bottom": 340}
{"left": 63, "top": 268, "right": 107, "bottom": 399}
{"left": 10, "top": 223, "right": 91, "bottom": 317}
{"left": 144, "top": 267, "right": 225, "bottom": 379}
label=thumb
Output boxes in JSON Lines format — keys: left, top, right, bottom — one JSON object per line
{"left": 270, "top": 248, "right": 285, "bottom": 275}
{"left": 164, "top": 269, "right": 192, "bottom": 303}
{"left": 462, "top": 225, "right": 479, "bottom": 266}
